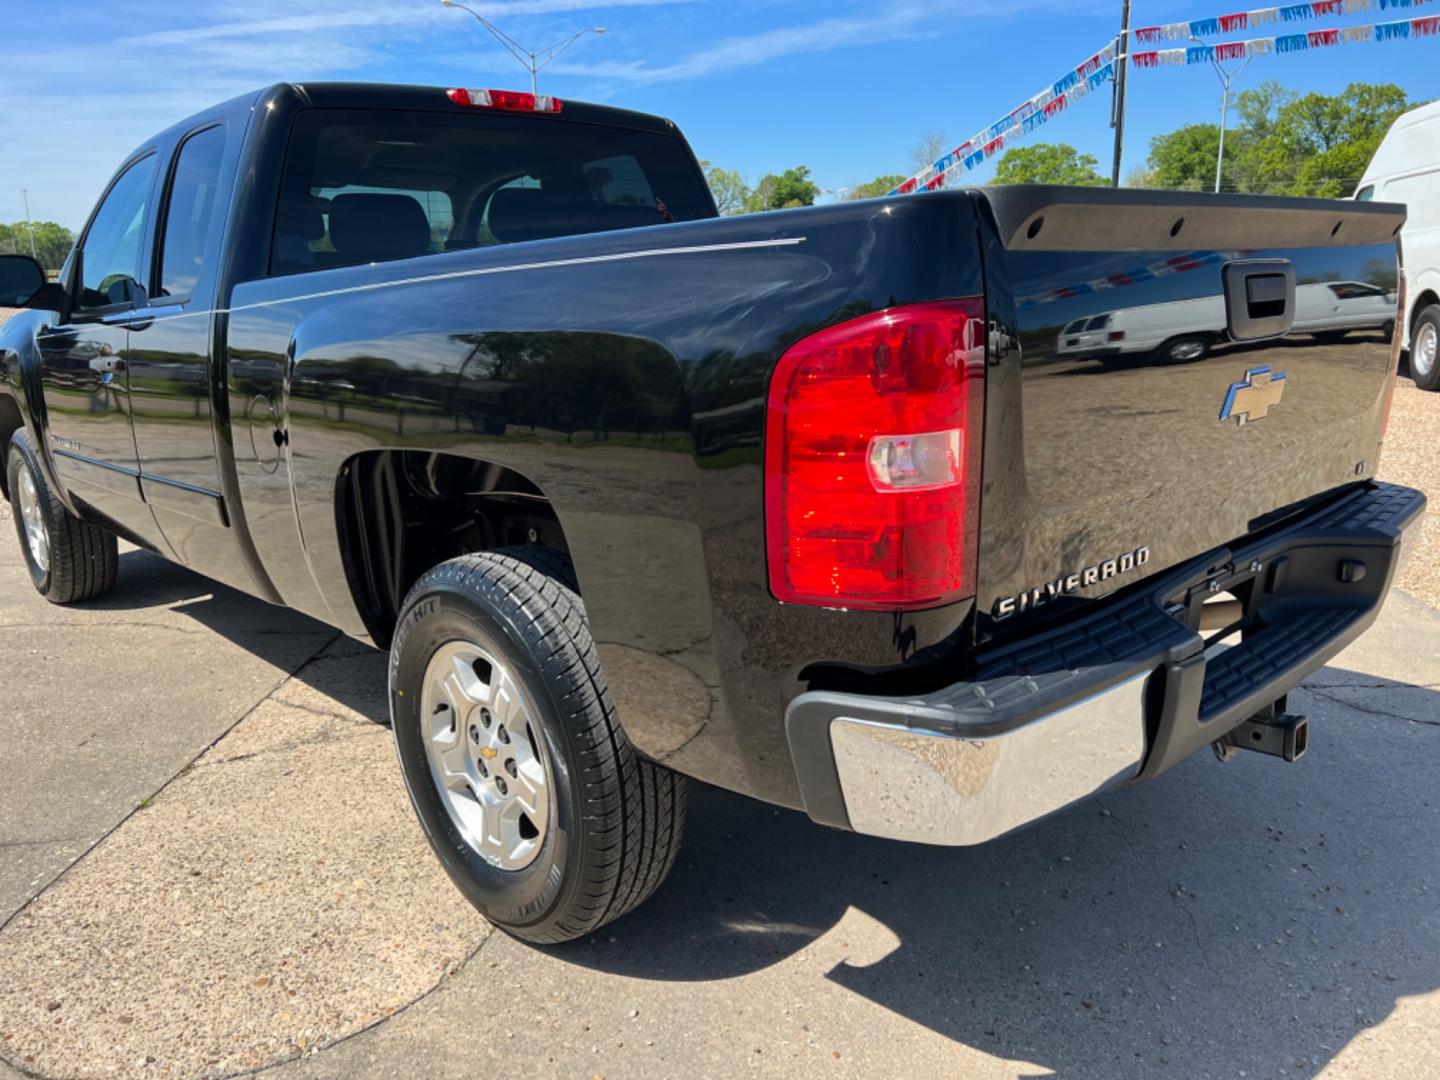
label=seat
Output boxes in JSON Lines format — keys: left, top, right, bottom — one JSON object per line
{"left": 327, "top": 193, "right": 431, "bottom": 264}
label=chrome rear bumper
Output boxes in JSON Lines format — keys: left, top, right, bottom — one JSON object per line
{"left": 785, "top": 482, "right": 1425, "bottom": 846}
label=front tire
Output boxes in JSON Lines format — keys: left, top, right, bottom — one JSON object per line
{"left": 6, "top": 430, "right": 118, "bottom": 603}
{"left": 1409, "top": 304, "right": 1440, "bottom": 391}
{"left": 389, "top": 547, "right": 686, "bottom": 944}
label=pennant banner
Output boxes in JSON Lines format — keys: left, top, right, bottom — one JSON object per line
{"left": 1132, "top": 13, "right": 1440, "bottom": 64}
{"left": 888, "top": 45, "right": 1117, "bottom": 195}
{"left": 1017, "top": 252, "right": 1231, "bottom": 308}
{"left": 1132, "top": 0, "right": 1431, "bottom": 41}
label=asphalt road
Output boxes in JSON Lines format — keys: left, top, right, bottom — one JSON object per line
{"left": 1, "top": 547, "right": 1437, "bottom": 1078}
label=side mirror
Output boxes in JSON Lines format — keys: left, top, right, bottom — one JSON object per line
{"left": 0, "top": 254, "right": 48, "bottom": 308}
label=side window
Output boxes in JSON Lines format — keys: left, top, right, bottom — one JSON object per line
{"left": 1355, "top": 185, "right": 1375, "bottom": 202}
{"left": 158, "top": 126, "right": 227, "bottom": 301}
{"left": 77, "top": 154, "right": 158, "bottom": 311}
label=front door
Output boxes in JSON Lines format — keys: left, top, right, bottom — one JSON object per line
{"left": 38, "top": 151, "right": 169, "bottom": 550}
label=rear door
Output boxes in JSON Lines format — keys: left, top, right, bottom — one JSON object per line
{"left": 126, "top": 121, "right": 254, "bottom": 588}
{"left": 38, "top": 152, "right": 169, "bottom": 548}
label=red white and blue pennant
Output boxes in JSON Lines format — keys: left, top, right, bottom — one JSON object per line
{"left": 1133, "top": 0, "right": 1431, "bottom": 41}
{"left": 887, "top": 45, "right": 1118, "bottom": 195}
{"left": 1132, "top": 13, "right": 1440, "bottom": 65}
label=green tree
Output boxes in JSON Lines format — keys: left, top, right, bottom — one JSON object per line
{"left": 745, "top": 166, "right": 820, "bottom": 211}
{"left": 700, "top": 161, "right": 750, "bottom": 215}
{"left": 1271, "top": 82, "right": 1409, "bottom": 196}
{"left": 1145, "top": 124, "right": 1226, "bottom": 191}
{"left": 1207, "top": 81, "right": 1409, "bottom": 196}
{"left": 847, "top": 174, "right": 907, "bottom": 200}
{"left": 0, "top": 221, "right": 75, "bottom": 272}
{"left": 991, "top": 143, "right": 1107, "bottom": 186}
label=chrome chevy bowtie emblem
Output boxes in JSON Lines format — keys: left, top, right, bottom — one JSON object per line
{"left": 1221, "top": 365, "right": 1287, "bottom": 424}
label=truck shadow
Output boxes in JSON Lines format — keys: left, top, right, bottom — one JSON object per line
{"left": 550, "top": 672, "right": 1440, "bottom": 1079}
{"left": 94, "top": 548, "right": 384, "bottom": 719}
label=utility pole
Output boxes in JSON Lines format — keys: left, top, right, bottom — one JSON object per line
{"left": 1190, "top": 39, "right": 1253, "bottom": 193}
{"left": 20, "top": 189, "right": 37, "bottom": 260}
{"left": 1110, "top": 0, "right": 1131, "bottom": 187}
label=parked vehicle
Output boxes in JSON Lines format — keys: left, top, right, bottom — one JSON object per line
{"left": 1357, "top": 98, "right": 1440, "bottom": 390}
{"left": 1055, "top": 281, "right": 1396, "bottom": 364}
{"left": 0, "top": 84, "right": 1425, "bottom": 944}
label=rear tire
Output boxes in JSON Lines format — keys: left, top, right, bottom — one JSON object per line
{"left": 1158, "top": 335, "right": 1210, "bottom": 363}
{"left": 1409, "top": 304, "right": 1440, "bottom": 391}
{"left": 389, "top": 546, "right": 686, "bottom": 944}
{"left": 6, "top": 430, "right": 118, "bottom": 603}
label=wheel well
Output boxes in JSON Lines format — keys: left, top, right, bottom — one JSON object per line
{"left": 0, "top": 394, "right": 23, "bottom": 500}
{"left": 1409, "top": 290, "right": 1439, "bottom": 338}
{"left": 335, "top": 450, "right": 570, "bottom": 648}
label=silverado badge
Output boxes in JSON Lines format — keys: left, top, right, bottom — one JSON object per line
{"left": 994, "top": 546, "right": 1151, "bottom": 621}
{"left": 1221, "top": 365, "right": 1287, "bottom": 425}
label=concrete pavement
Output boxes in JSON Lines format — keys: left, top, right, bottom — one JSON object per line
{"left": 0, "top": 547, "right": 1437, "bottom": 1078}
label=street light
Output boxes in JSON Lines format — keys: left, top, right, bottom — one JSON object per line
{"left": 440, "top": 0, "right": 605, "bottom": 96}
{"left": 20, "top": 189, "right": 37, "bottom": 261}
{"left": 1191, "top": 36, "right": 1252, "bottom": 194}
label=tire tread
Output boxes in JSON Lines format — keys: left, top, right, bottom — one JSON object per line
{"left": 402, "top": 545, "right": 685, "bottom": 943}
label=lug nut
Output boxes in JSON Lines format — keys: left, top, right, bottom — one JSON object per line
{"left": 478, "top": 760, "right": 489, "bottom": 777}
{"left": 496, "top": 777, "right": 509, "bottom": 796}
{"left": 505, "top": 759, "right": 518, "bottom": 778}
{"left": 497, "top": 726, "right": 511, "bottom": 745}
{"left": 480, "top": 708, "right": 492, "bottom": 728}
{"left": 468, "top": 725, "right": 480, "bottom": 745}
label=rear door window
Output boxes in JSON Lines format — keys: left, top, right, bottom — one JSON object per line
{"left": 158, "top": 126, "right": 227, "bottom": 302}
{"left": 271, "top": 109, "right": 713, "bottom": 276}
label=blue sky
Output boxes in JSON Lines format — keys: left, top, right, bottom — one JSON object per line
{"left": 2, "top": 0, "right": 1439, "bottom": 229}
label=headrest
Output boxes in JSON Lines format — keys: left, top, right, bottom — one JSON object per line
{"left": 486, "top": 188, "right": 569, "bottom": 244}
{"left": 486, "top": 187, "right": 666, "bottom": 244}
{"left": 327, "top": 193, "right": 430, "bottom": 262}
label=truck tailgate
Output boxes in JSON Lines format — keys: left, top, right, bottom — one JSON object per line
{"left": 971, "top": 187, "right": 1405, "bottom": 637}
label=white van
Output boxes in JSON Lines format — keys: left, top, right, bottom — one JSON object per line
{"left": 1054, "top": 282, "right": 1395, "bottom": 363}
{"left": 1357, "top": 98, "right": 1440, "bottom": 390}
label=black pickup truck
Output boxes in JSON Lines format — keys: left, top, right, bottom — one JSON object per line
{"left": 0, "top": 82, "right": 1426, "bottom": 944}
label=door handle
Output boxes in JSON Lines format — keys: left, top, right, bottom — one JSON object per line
{"left": 89, "top": 357, "right": 125, "bottom": 374}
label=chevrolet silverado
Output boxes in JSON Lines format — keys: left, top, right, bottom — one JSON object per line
{"left": 0, "top": 82, "right": 1425, "bottom": 943}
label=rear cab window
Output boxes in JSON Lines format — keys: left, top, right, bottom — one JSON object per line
{"left": 270, "top": 109, "right": 713, "bottom": 276}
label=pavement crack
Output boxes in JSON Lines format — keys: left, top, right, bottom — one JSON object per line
{"left": 237, "top": 925, "right": 499, "bottom": 1080}
{"left": 0, "top": 630, "right": 343, "bottom": 941}
{"left": 273, "top": 698, "right": 381, "bottom": 728}
{"left": 1296, "top": 685, "right": 1440, "bottom": 726}
{"left": 1303, "top": 681, "right": 1440, "bottom": 690}
{"left": 0, "top": 838, "right": 79, "bottom": 850}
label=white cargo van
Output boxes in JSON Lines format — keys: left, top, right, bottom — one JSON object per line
{"left": 1054, "top": 282, "right": 1395, "bottom": 363}
{"left": 1357, "top": 98, "right": 1440, "bottom": 390}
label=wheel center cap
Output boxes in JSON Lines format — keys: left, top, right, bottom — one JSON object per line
{"left": 479, "top": 746, "right": 497, "bottom": 759}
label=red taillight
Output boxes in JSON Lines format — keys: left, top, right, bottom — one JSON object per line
{"left": 446, "top": 88, "right": 563, "bottom": 113}
{"left": 1108, "top": 330, "right": 1126, "bottom": 342}
{"left": 764, "top": 300, "right": 985, "bottom": 610}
